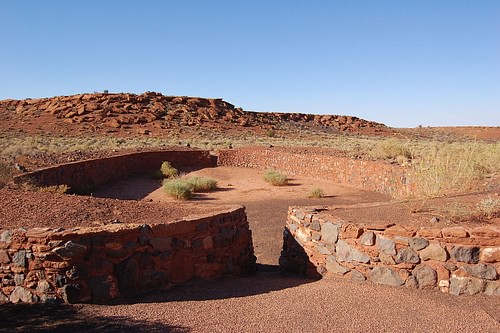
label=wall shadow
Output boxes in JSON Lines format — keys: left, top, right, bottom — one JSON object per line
{"left": 121, "top": 266, "right": 316, "bottom": 304}
{"left": 0, "top": 303, "right": 189, "bottom": 333}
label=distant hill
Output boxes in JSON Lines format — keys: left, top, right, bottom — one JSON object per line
{"left": 0, "top": 91, "right": 390, "bottom": 137}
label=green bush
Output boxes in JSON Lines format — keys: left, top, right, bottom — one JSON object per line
{"left": 185, "top": 177, "right": 218, "bottom": 192}
{"left": 263, "top": 169, "right": 288, "bottom": 186}
{"left": 309, "top": 188, "right": 325, "bottom": 198}
{"left": 162, "top": 179, "right": 192, "bottom": 200}
{"left": 160, "top": 161, "right": 178, "bottom": 178}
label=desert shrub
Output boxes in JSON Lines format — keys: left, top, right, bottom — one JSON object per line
{"left": 160, "top": 161, "right": 178, "bottom": 178}
{"left": 0, "top": 161, "right": 13, "bottom": 189}
{"left": 185, "top": 177, "right": 218, "bottom": 192}
{"left": 410, "top": 141, "right": 492, "bottom": 198}
{"left": 263, "top": 170, "right": 288, "bottom": 186}
{"left": 162, "top": 179, "right": 192, "bottom": 200}
{"left": 369, "top": 138, "right": 412, "bottom": 160}
{"left": 36, "top": 184, "right": 69, "bottom": 194}
{"left": 476, "top": 196, "right": 500, "bottom": 219}
{"left": 309, "top": 188, "right": 325, "bottom": 198}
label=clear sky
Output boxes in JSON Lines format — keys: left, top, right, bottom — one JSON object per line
{"left": 1, "top": 1, "right": 499, "bottom": 127}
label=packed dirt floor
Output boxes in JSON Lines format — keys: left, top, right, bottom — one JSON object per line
{"left": 1, "top": 166, "right": 499, "bottom": 332}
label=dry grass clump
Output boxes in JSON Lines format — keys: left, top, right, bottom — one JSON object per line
{"left": 410, "top": 141, "right": 500, "bottom": 198}
{"left": 369, "top": 138, "right": 412, "bottom": 161}
{"left": 162, "top": 176, "right": 218, "bottom": 200}
{"left": 162, "top": 179, "right": 193, "bottom": 200}
{"left": 185, "top": 176, "right": 218, "bottom": 192}
{"left": 263, "top": 170, "right": 289, "bottom": 186}
{"left": 160, "top": 161, "right": 178, "bottom": 178}
{"left": 36, "top": 184, "right": 69, "bottom": 194}
{"left": 477, "top": 196, "right": 500, "bottom": 219}
{"left": 308, "top": 188, "right": 325, "bottom": 198}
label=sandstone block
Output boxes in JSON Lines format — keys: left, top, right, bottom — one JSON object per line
{"left": 376, "top": 235, "right": 396, "bottom": 255}
{"left": 413, "top": 264, "right": 437, "bottom": 289}
{"left": 418, "top": 228, "right": 442, "bottom": 238}
{"left": 370, "top": 267, "right": 404, "bottom": 286}
{"left": 441, "top": 227, "right": 469, "bottom": 238}
{"left": 321, "top": 222, "right": 341, "bottom": 244}
{"left": 384, "top": 225, "right": 416, "bottom": 237}
{"left": 419, "top": 244, "right": 447, "bottom": 262}
{"left": 379, "top": 252, "right": 396, "bottom": 265}
{"left": 326, "top": 256, "right": 350, "bottom": 275}
{"left": 470, "top": 226, "right": 500, "bottom": 238}
{"left": 480, "top": 247, "right": 500, "bottom": 263}
{"left": 336, "top": 240, "right": 370, "bottom": 263}
{"left": 340, "top": 224, "right": 363, "bottom": 239}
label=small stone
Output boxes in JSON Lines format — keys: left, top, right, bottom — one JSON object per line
{"left": 450, "top": 277, "right": 468, "bottom": 296}
{"left": 0, "top": 250, "right": 10, "bottom": 264}
{"left": 9, "top": 286, "right": 35, "bottom": 303}
{"left": 0, "top": 291, "right": 8, "bottom": 303}
{"left": 326, "top": 256, "right": 350, "bottom": 275}
{"left": 484, "top": 281, "right": 500, "bottom": 296}
{"left": 369, "top": 267, "right": 404, "bottom": 286}
{"left": 12, "top": 250, "right": 26, "bottom": 268}
{"left": 36, "top": 280, "right": 53, "bottom": 293}
{"left": 465, "top": 264, "right": 497, "bottom": 280}
{"left": 480, "top": 247, "right": 500, "bottom": 263}
{"left": 310, "top": 220, "right": 321, "bottom": 232}
{"left": 376, "top": 235, "right": 396, "bottom": 255}
{"left": 340, "top": 224, "right": 363, "bottom": 239}
{"left": 419, "top": 243, "right": 448, "bottom": 262}
{"left": 430, "top": 216, "right": 440, "bottom": 223}
{"left": 14, "top": 274, "right": 25, "bottom": 286}
{"left": 336, "top": 240, "right": 370, "bottom": 263}
{"left": 379, "top": 252, "right": 396, "bottom": 265}
{"left": 321, "top": 222, "right": 341, "bottom": 244}
{"left": 409, "top": 237, "right": 429, "bottom": 251}
{"left": 349, "top": 270, "right": 366, "bottom": 281}
{"left": 413, "top": 264, "right": 437, "bottom": 289}
{"left": 360, "top": 231, "right": 375, "bottom": 246}
{"left": 405, "top": 275, "right": 418, "bottom": 288}
{"left": 0, "top": 230, "right": 11, "bottom": 243}
{"left": 395, "top": 247, "right": 420, "bottom": 264}
{"left": 466, "top": 278, "right": 486, "bottom": 295}
{"left": 450, "top": 246, "right": 480, "bottom": 264}
{"left": 53, "top": 241, "right": 87, "bottom": 259}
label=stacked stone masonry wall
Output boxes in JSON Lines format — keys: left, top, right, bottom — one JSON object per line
{"left": 218, "top": 147, "right": 413, "bottom": 197}
{"left": 13, "top": 150, "right": 215, "bottom": 193}
{"left": 280, "top": 207, "right": 500, "bottom": 296}
{"left": 0, "top": 206, "right": 255, "bottom": 304}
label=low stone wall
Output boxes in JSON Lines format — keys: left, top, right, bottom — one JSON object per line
{"left": 0, "top": 206, "right": 255, "bottom": 304}
{"left": 218, "top": 147, "right": 412, "bottom": 197}
{"left": 280, "top": 207, "right": 500, "bottom": 296}
{"left": 14, "top": 150, "right": 215, "bottom": 193}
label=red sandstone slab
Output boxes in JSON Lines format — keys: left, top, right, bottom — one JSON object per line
{"left": 384, "top": 225, "right": 416, "bottom": 237}
{"left": 365, "top": 223, "right": 395, "bottom": 231}
{"left": 469, "top": 226, "right": 500, "bottom": 238}
{"left": 418, "top": 228, "right": 442, "bottom": 238}
{"left": 441, "top": 227, "right": 469, "bottom": 238}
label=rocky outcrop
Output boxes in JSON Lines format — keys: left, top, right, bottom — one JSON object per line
{"left": 0, "top": 92, "right": 388, "bottom": 134}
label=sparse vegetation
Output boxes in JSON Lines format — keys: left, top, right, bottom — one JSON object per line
{"left": 162, "top": 179, "right": 193, "bottom": 200}
{"left": 369, "top": 138, "right": 412, "bottom": 160}
{"left": 36, "top": 184, "right": 69, "bottom": 194}
{"left": 263, "top": 170, "right": 289, "bottom": 186}
{"left": 160, "top": 161, "right": 178, "bottom": 178}
{"left": 308, "top": 188, "right": 325, "bottom": 198}
{"left": 185, "top": 176, "right": 218, "bottom": 192}
{"left": 477, "top": 196, "right": 500, "bottom": 219}
{"left": 0, "top": 161, "right": 13, "bottom": 188}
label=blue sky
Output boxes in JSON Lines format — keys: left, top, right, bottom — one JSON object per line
{"left": 1, "top": 1, "right": 499, "bottom": 127}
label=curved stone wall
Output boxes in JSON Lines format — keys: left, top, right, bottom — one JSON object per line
{"left": 0, "top": 206, "right": 255, "bottom": 304}
{"left": 218, "top": 147, "right": 413, "bottom": 197}
{"left": 13, "top": 150, "right": 215, "bottom": 193}
{"left": 280, "top": 207, "right": 500, "bottom": 296}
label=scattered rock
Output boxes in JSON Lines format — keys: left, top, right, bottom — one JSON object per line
{"left": 450, "top": 246, "right": 480, "bottom": 264}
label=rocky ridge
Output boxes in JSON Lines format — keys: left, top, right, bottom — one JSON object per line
{"left": 0, "top": 91, "right": 388, "bottom": 136}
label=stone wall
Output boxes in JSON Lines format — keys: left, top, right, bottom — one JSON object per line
{"left": 218, "top": 147, "right": 412, "bottom": 197}
{"left": 13, "top": 150, "right": 215, "bottom": 193}
{"left": 0, "top": 206, "right": 255, "bottom": 304}
{"left": 280, "top": 207, "right": 500, "bottom": 296}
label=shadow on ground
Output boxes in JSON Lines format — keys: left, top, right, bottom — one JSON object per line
{"left": 0, "top": 303, "right": 189, "bottom": 333}
{"left": 124, "top": 266, "right": 316, "bottom": 304}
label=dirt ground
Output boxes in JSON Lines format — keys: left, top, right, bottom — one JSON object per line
{"left": 2, "top": 168, "right": 499, "bottom": 332}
